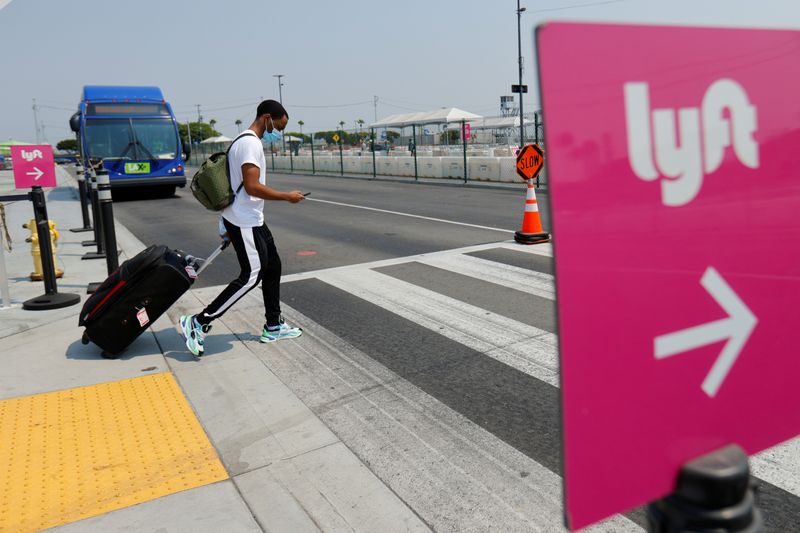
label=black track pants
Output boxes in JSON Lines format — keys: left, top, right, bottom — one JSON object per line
{"left": 197, "top": 219, "right": 281, "bottom": 326}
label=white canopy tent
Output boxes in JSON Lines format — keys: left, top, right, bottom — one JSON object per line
{"left": 370, "top": 107, "right": 482, "bottom": 129}
{"left": 470, "top": 116, "right": 535, "bottom": 129}
{"left": 200, "top": 135, "right": 233, "bottom": 144}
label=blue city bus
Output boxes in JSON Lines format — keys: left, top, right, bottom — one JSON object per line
{"left": 70, "top": 86, "right": 189, "bottom": 194}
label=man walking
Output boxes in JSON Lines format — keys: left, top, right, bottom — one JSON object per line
{"left": 180, "top": 99, "right": 306, "bottom": 356}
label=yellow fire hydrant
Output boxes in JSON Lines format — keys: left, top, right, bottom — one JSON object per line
{"left": 23, "top": 219, "right": 63, "bottom": 281}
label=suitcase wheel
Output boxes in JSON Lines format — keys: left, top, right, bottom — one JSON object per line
{"left": 81, "top": 331, "right": 90, "bottom": 345}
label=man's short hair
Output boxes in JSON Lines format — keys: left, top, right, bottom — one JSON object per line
{"left": 256, "top": 100, "right": 288, "bottom": 120}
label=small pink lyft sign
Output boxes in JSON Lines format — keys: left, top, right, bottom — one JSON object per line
{"left": 11, "top": 145, "right": 56, "bottom": 189}
{"left": 537, "top": 22, "right": 800, "bottom": 530}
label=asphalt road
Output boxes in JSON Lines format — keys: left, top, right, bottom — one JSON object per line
{"left": 111, "top": 171, "right": 536, "bottom": 288}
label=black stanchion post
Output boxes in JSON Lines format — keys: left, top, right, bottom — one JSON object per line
{"left": 22, "top": 186, "right": 81, "bottom": 310}
{"left": 96, "top": 169, "right": 118, "bottom": 274}
{"left": 647, "top": 444, "right": 763, "bottom": 533}
{"left": 69, "top": 167, "right": 93, "bottom": 233}
{"left": 82, "top": 167, "right": 105, "bottom": 259}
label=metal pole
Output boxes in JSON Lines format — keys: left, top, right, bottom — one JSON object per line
{"left": 187, "top": 120, "right": 193, "bottom": 165}
{"left": 22, "top": 186, "right": 80, "bottom": 310}
{"left": 517, "top": 0, "right": 526, "bottom": 147}
{"left": 270, "top": 142, "right": 275, "bottom": 171}
{"left": 274, "top": 74, "right": 286, "bottom": 154}
{"left": 338, "top": 133, "right": 344, "bottom": 176}
{"left": 371, "top": 128, "right": 376, "bottom": 179}
{"left": 96, "top": 170, "right": 119, "bottom": 274}
{"left": 462, "top": 119, "right": 468, "bottom": 183}
{"left": 0, "top": 228, "right": 10, "bottom": 309}
{"left": 32, "top": 99, "right": 41, "bottom": 144}
{"left": 69, "top": 167, "right": 93, "bottom": 233}
{"left": 310, "top": 134, "right": 316, "bottom": 175}
{"left": 412, "top": 124, "right": 418, "bottom": 181}
{"left": 82, "top": 167, "right": 105, "bottom": 260}
{"left": 289, "top": 140, "right": 294, "bottom": 173}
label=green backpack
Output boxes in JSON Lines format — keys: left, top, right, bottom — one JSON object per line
{"left": 190, "top": 131, "right": 257, "bottom": 211}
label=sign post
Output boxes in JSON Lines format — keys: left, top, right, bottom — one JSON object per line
{"left": 537, "top": 22, "right": 800, "bottom": 530}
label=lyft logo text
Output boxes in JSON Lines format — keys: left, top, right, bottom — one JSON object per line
{"left": 21, "top": 149, "right": 43, "bottom": 162}
{"left": 624, "top": 79, "right": 759, "bottom": 206}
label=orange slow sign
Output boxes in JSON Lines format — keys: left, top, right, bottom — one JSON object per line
{"left": 515, "top": 143, "right": 545, "bottom": 181}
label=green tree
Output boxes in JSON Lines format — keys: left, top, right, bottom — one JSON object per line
{"left": 386, "top": 131, "right": 400, "bottom": 142}
{"left": 178, "top": 122, "right": 221, "bottom": 145}
{"left": 235, "top": 119, "right": 242, "bottom": 133}
{"left": 439, "top": 130, "right": 459, "bottom": 144}
{"left": 56, "top": 138, "right": 78, "bottom": 151}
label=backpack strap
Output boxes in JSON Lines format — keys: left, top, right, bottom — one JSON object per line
{"left": 226, "top": 131, "right": 259, "bottom": 197}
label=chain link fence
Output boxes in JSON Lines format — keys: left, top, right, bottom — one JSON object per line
{"left": 187, "top": 112, "right": 547, "bottom": 187}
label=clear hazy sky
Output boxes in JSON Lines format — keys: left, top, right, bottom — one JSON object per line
{"left": 1, "top": 0, "right": 798, "bottom": 142}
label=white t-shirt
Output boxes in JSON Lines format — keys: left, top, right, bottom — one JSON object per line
{"left": 222, "top": 130, "right": 266, "bottom": 228}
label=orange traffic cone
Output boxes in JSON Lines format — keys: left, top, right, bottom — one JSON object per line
{"left": 514, "top": 179, "right": 550, "bottom": 244}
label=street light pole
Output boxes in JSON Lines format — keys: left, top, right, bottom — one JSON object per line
{"left": 517, "top": 0, "right": 526, "bottom": 148}
{"left": 273, "top": 74, "right": 286, "bottom": 153}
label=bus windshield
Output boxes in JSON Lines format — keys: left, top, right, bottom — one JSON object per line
{"left": 84, "top": 118, "right": 178, "bottom": 160}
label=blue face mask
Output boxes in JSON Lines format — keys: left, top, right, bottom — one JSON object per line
{"left": 262, "top": 117, "right": 282, "bottom": 143}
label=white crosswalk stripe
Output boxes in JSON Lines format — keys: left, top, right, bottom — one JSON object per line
{"left": 418, "top": 253, "right": 555, "bottom": 299}
{"left": 317, "top": 268, "right": 561, "bottom": 387}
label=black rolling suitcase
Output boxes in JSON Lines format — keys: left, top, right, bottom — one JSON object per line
{"left": 79, "top": 242, "right": 227, "bottom": 358}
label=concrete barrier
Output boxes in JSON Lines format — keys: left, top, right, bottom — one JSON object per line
{"left": 418, "top": 158, "right": 443, "bottom": 178}
{"left": 295, "top": 156, "right": 313, "bottom": 172}
{"left": 361, "top": 158, "right": 376, "bottom": 175}
{"left": 396, "top": 157, "right": 415, "bottom": 177}
{"left": 468, "top": 157, "right": 501, "bottom": 181}
{"left": 377, "top": 157, "right": 398, "bottom": 176}
{"left": 344, "top": 157, "right": 362, "bottom": 174}
{"left": 441, "top": 157, "right": 465, "bottom": 179}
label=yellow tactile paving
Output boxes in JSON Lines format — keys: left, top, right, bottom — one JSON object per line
{"left": 0, "top": 372, "right": 228, "bottom": 532}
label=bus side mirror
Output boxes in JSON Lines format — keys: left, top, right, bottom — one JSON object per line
{"left": 69, "top": 112, "right": 80, "bottom": 133}
{"left": 182, "top": 140, "right": 191, "bottom": 161}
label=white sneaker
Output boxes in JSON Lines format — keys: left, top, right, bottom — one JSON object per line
{"left": 260, "top": 320, "right": 302, "bottom": 343}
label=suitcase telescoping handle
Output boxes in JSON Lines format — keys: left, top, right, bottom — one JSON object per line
{"left": 192, "top": 240, "right": 230, "bottom": 277}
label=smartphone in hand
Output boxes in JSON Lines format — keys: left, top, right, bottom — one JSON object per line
{"left": 302, "top": 192, "right": 311, "bottom": 197}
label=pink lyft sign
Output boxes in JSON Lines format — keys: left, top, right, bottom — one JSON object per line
{"left": 11, "top": 145, "right": 56, "bottom": 189}
{"left": 538, "top": 23, "right": 800, "bottom": 530}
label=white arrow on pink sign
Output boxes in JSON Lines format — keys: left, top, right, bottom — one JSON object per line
{"left": 11, "top": 145, "right": 56, "bottom": 189}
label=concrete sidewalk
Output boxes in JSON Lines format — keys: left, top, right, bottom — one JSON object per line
{"left": 0, "top": 167, "right": 429, "bottom": 532}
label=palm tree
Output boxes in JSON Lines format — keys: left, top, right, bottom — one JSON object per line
{"left": 357, "top": 119, "right": 364, "bottom": 132}
{"left": 209, "top": 119, "right": 217, "bottom": 132}
{"left": 298, "top": 120, "right": 304, "bottom": 141}
{"left": 235, "top": 119, "right": 242, "bottom": 133}
{"left": 338, "top": 121, "right": 346, "bottom": 144}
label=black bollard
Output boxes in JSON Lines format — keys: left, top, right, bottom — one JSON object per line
{"left": 97, "top": 169, "right": 118, "bottom": 274}
{"left": 647, "top": 444, "right": 763, "bottom": 533}
{"left": 69, "top": 167, "right": 93, "bottom": 233}
{"left": 82, "top": 168, "right": 106, "bottom": 259}
{"left": 22, "top": 186, "right": 81, "bottom": 310}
